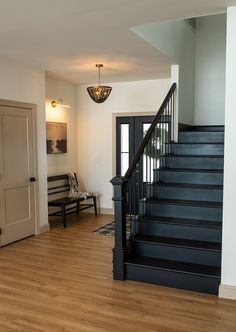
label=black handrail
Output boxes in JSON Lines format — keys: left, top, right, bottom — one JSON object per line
{"left": 124, "top": 83, "right": 176, "bottom": 179}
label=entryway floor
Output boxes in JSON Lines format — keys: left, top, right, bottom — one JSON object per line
{"left": 0, "top": 213, "right": 235, "bottom": 331}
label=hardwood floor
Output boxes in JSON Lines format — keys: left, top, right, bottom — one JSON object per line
{"left": 0, "top": 213, "right": 235, "bottom": 331}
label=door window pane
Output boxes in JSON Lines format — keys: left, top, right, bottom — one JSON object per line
{"left": 121, "top": 153, "right": 129, "bottom": 176}
{"left": 121, "top": 124, "right": 129, "bottom": 153}
{"left": 143, "top": 123, "right": 155, "bottom": 182}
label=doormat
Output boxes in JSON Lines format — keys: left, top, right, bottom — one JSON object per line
{"left": 92, "top": 221, "right": 130, "bottom": 237}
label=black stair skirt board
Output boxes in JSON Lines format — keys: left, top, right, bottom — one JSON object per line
{"left": 156, "top": 168, "right": 223, "bottom": 185}
{"left": 129, "top": 234, "right": 221, "bottom": 267}
{"left": 144, "top": 198, "right": 222, "bottom": 221}
{"left": 178, "top": 131, "right": 224, "bottom": 143}
{"left": 146, "top": 182, "right": 223, "bottom": 202}
{"left": 165, "top": 155, "right": 224, "bottom": 170}
{"left": 136, "top": 216, "right": 222, "bottom": 243}
{"left": 170, "top": 143, "right": 224, "bottom": 156}
{"left": 125, "top": 256, "right": 221, "bottom": 295}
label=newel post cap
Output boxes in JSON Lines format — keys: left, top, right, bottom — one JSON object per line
{"left": 110, "top": 176, "right": 128, "bottom": 186}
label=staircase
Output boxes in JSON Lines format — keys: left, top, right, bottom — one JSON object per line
{"left": 111, "top": 84, "right": 224, "bottom": 295}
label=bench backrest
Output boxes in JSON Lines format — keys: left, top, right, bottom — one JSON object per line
{"left": 48, "top": 174, "right": 70, "bottom": 201}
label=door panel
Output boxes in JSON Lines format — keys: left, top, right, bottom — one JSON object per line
{"left": 0, "top": 116, "right": 3, "bottom": 180}
{"left": 0, "top": 105, "right": 36, "bottom": 246}
{"left": 3, "top": 115, "right": 30, "bottom": 176}
{"left": 5, "top": 186, "right": 31, "bottom": 224}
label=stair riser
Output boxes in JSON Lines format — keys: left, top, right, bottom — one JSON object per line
{"left": 125, "top": 264, "right": 220, "bottom": 295}
{"left": 191, "top": 126, "right": 224, "bottom": 132}
{"left": 165, "top": 156, "right": 224, "bottom": 170}
{"left": 179, "top": 132, "right": 224, "bottom": 143}
{"left": 145, "top": 203, "right": 222, "bottom": 221}
{"left": 146, "top": 185, "right": 223, "bottom": 202}
{"left": 137, "top": 222, "right": 222, "bottom": 243}
{"left": 156, "top": 171, "right": 223, "bottom": 185}
{"left": 171, "top": 144, "right": 224, "bottom": 156}
{"left": 131, "top": 241, "right": 221, "bottom": 267}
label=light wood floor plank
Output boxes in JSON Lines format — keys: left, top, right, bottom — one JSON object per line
{"left": 0, "top": 213, "right": 235, "bottom": 331}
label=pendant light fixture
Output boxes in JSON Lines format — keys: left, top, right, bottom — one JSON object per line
{"left": 87, "top": 64, "right": 112, "bottom": 103}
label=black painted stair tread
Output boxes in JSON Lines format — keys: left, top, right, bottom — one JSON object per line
{"left": 171, "top": 142, "right": 224, "bottom": 145}
{"left": 159, "top": 168, "right": 223, "bottom": 173}
{"left": 146, "top": 198, "right": 222, "bottom": 208}
{"left": 131, "top": 234, "right": 221, "bottom": 251}
{"left": 186, "top": 125, "right": 224, "bottom": 132}
{"left": 166, "top": 154, "right": 224, "bottom": 158}
{"left": 150, "top": 182, "right": 223, "bottom": 190}
{"left": 180, "top": 130, "right": 223, "bottom": 134}
{"left": 126, "top": 255, "right": 221, "bottom": 278}
{"left": 140, "top": 216, "right": 222, "bottom": 229}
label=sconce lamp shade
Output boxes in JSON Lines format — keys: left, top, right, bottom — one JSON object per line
{"left": 87, "top": 85, "right": 112, "bottom": 103}
{"left": 87, "top": 64, "right": 112, "bottom": 103}
{"left": 51, "top": 99, "right": 71, "bottom": 108}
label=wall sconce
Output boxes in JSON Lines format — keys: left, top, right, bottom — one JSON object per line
{"left": 51, "top": 98, "right": 71, "bottom": 108}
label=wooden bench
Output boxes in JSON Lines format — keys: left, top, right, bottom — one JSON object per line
{"left": 48, "top": 174, "right": 97, "bottom": 228}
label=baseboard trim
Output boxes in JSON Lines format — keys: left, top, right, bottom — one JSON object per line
{"left": 81, "top": 207, "right": 114, "bottom": 215}
{"left": 219, "top": 284, "right": 236, "bottom": 300}
{"left": 99, "top": 208, "right": 114, "bottom": 215}
{"left": 39, "top": 223, "right": 50, "bottom": 234}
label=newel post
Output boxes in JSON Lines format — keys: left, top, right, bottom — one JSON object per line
{"left": 110, "top": 175, "right": 128, "bottom": 280}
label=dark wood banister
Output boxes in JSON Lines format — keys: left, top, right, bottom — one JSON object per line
{"left": 124, "top": 83, "right": 177, "bottom": 179}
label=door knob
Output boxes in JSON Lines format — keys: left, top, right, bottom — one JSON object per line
{"left": 30, "top": 177, "right": 36, "bottom": 182}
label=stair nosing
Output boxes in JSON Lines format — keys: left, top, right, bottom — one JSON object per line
{"left": 148, "top": 182, "right": 223, "bottom": 190}
{"left": 171, "top": 142, "right": 224, "bottom": 145}
{"left": 146, "top": 198, "right": 222, "bottom": 208}
{"left": 139, "top": 216, "right": 222, "bottom": 229}
{"left": 158, "top": 168, "right": 223, "bottom": 173}
{"left": 131, "top": 235, "right": 221, "bottom": 252}
{"left": 166, "top": 154, "right": 224, "bottom": 158}
{"left": 179, "top": 130, "right": 224, "bottom": 133}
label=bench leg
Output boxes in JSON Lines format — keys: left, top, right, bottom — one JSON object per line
{"left": 61, "top": 205, "right": 67, "bottom": 228}
{"left": 76, "top": 201, "right": 80, "bottom": 215}
{"left": 93, "top": 196, "right": 97, "bottom": 215}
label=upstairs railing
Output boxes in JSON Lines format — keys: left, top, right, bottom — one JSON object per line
{"left": 110, "top": 83, "right": 177, "bottom": 280}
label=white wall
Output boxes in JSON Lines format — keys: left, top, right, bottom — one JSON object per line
{"left": 0, "top": 57, "right": 48, "bottom": 232}
{"left": 132, "top": 20, "right": 195, "bottom": 125}
{"left": 77, "top": 79, "right": 170, "bottom": 212}
{"left": 45, "top": 77, "right": 77, "bottom": 175}
{"left": 220, "top": 7, "right": 236, "bottom": 300}
{"left": 194, "top": 14, "right": 226, "bottom": 125}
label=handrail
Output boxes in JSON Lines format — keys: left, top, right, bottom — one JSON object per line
{"left": 124, "top": 83, "right": 176, "bottom": 179}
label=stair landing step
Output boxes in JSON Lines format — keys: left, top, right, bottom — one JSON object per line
{"left": 139, "top": 216, "right": 222, "bottom": 229}
{"left": 146, "top": 198, "right": 222, "bottom": 208}
{"left": 132, "top": 234, "right": 221, "bottom": 251}
{"left": 126, "top": 256, "right": 221, "bottom": 278}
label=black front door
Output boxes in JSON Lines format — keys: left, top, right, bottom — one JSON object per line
{"left": 116, "top": 116, "right": 154, "bottom": 215}
{"left": 116, "top": 116, "right": 155, "bottom": 177}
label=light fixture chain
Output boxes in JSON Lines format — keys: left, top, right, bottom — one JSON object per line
{"left": 98, "top": 66, "right": 100, "bottom": 86}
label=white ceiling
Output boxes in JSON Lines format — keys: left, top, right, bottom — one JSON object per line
{"left": 0, "top": 0, "right": 235, "bottom": 84}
